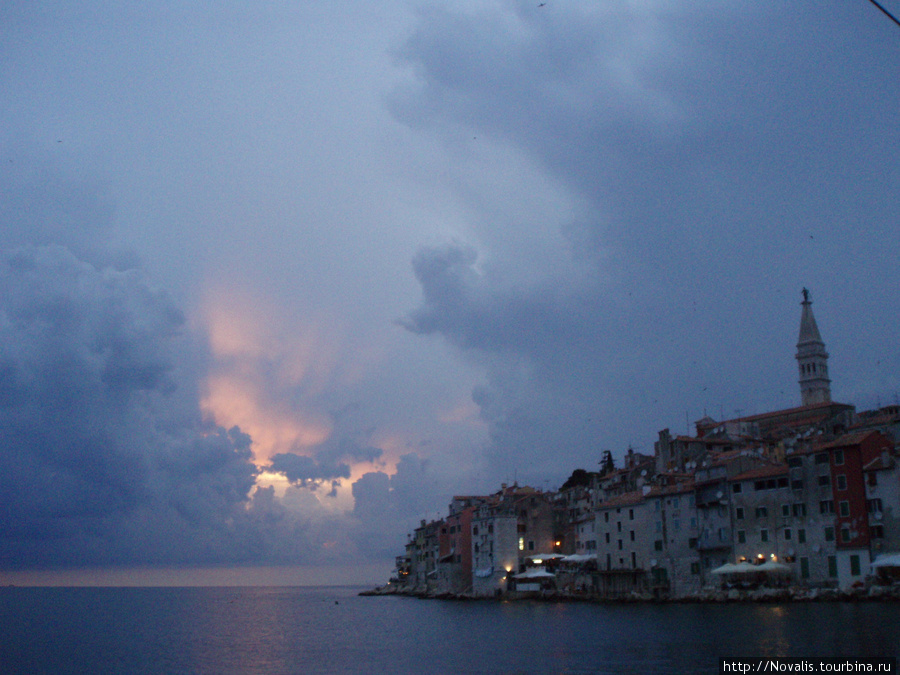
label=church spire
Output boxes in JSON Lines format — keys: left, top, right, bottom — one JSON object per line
{"left": 796, "top": 288, "right": 831, "bottom": 406}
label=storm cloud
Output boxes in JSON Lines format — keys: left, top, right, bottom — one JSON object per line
{"left": 0, "top": 244, "right": 261, "bottom": 566}
{"left": 396, "top": 1, "right": 900, "bottom": 483}
{"left": 2, "top": 1, "right": 898, "bottom": 580}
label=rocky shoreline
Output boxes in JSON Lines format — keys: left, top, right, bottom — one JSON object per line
{"left": 360, "top": 583, "right": 900, "bottom": 603}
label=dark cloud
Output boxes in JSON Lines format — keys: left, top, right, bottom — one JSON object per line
{"left": 266, "top": 415, "right": 385, "bottom": 490}
{"left": 396, "top": 2, "right": 900, "bottom": 481}
{"left": 351, "top": 453, "right": 436, "bottom": 557}
{"left": 267, "top": 453, "right": 351, "bottom": 488}
{"left": 0, "top": 244, "right": 263, "bottom": 568}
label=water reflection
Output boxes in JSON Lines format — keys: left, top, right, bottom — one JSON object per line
{"left": 750, "top": 605, "right": 791, "bottom": 657}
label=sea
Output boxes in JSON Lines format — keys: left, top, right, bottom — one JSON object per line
{"left": 2, "top": 586, "right": 899, "bottom": 674}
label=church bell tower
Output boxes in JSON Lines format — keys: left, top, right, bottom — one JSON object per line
{"left": 796, "top": 288, "right": 831, "bottom": 406}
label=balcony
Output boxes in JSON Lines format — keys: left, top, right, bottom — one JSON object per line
{"left": 696, "top": 529, "right": 732, "bottom": 551}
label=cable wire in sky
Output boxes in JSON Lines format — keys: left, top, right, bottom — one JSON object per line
{"left": 867, "top": 0, "right": 900, "bottom": 28}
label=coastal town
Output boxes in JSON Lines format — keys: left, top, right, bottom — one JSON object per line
{"left": 375, "top": 290, "right": 900, "bottom": 601}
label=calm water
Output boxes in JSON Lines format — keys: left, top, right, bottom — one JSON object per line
{"left": 1, "top": 586, "right": 898, "bottom": 674}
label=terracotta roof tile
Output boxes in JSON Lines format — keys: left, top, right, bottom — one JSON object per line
{"left": 728, "top": 464, "right": 788, "bottom": 482}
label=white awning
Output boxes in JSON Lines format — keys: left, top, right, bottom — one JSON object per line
{"left": 513, "top": 568, "right": 556, "bottom": 579}
{"left": 526, "top": 553, "right": 565, "bottom": 562}
{"left": 871, "top": 553, "right": 900, "bottom": 569}
{"left": 711, "top": 562, "right": 757, "bottom": 575}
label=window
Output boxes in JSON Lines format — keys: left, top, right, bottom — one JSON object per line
{"left": 828, "top": 556, "right": 838, "bottom": 578}
{"left": 867, "top": 498, "right": 882, "bottom": 513}
{"left": 755, "top": 507, "right": 768, "bottom": 518}
{"left": 791, "top": 479, "right": 804, "bottom": 491}
{"left": 760, "top": 529, "right": 769, "bottom": 542}
{"left": 841, "top": 527, "right": 851, "bottom": 543}
{"left": 792, "top": 503, "right": 807, "bottom": 517}
{"left": 824, "top": 526, "right": 834, "bottom": 542}
{"left": 820, "top": 500, "right": 834, "bottom": 514}
{"left": 605, "top": 533, "right": 610, "bottom": 544}
{"left": 798, "top": 528, "right": 806, "bottom": 544}
{"left": 449, "top": 526, "right": 456, "bottom": 534}
{"left": 784, "top": 528, "right": 792, "bottom": 540}
{"left": 604, "top": 512, "right": 610, "bottom": 523}
{"left": 737, "top": 530, "right": 746, "bottom": 544}
{"left": 836, "top": 475, "right": 847, "bottom": 491}
{"left": 800, "top": 557, "right": 810, "bottom": 579}
{"left": 617, "top": 521, "right": 622, "bottom": 532}
{"left": 788, "top": 456, "right": 803, "bottom": 468}
{"left": 732, "top": 483, "right": 742, "bottom": 494}
{"left": 782, "top": 504, "right": 790, "bottom": 518}
{"left": 839, "top": 501, "right": 850, "bottom": 517}
{"left": 867, "top": 472, "right": 878, "bottom": 487}
{"left": 673, "top": 519, "right": 680, "bottom": 531}
{"left": 818, "top": 475, "right": 831, "bottom": 487}
{"left": 654, "top": 540, "right": 663, "bottom": 551}
{"left": 689, "top": 537, "right": 698, "bottom": 549}
{"left": 617, "top": 539, "right": 623, "bottom": 550}
{"left": 834, "top": 449, "right": 844, "bottom": 465}
{"left": 871, "top": 524, "right": 884, "bottom": 539}
{"left": 528, "top": 540, "right": 535, "bottom": 551}
{"left": 778, "top": 477, "right": 789, "bottom": 488}
{"left": 691, "top": 562, "right": 700, "bottom": 575}
{"left": 631, "top": 552, "right": 637, "bottom": 569}
{"left": 473, "top": 526, "right": 479, "bottom": 535}
{"left": 630, "top": 530, "right": 635, "bottom": 542}
{"left": 850, "top": 555, "right": 861, "bottom": 576}
{"left": 815, "top": 452, "right": 829, "bottom": 465}
{"left": 735, "top": 507, "right": 744, "bottom": 520}
{"left": 629, "top": 509, "right": 634, "bottom": 520}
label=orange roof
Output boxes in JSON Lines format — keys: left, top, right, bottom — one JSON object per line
{"left": 725, "top": 401, "right": 852, "bottom": 424}
{"left": 728, "top": 464, "right": 788, "bottom": 482}
{"left": 646, "top": 481, "right": 695, "bottom": 497}
{"left": 817, "top": 430, "right": 882, "bottom": 450}
{"left": 596, "top": 490, "right": 645, "bottom": 509}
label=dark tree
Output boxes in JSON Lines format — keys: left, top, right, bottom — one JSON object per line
{"left": 599, "top": 450, "right": 615, "bottom": 476}
{"left": 560, "top": 468, "right": 591, "bottom": 490}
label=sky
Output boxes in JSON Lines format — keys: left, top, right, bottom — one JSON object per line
{"left": 1, "top": 0, "right": 899, "bottom": 585}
